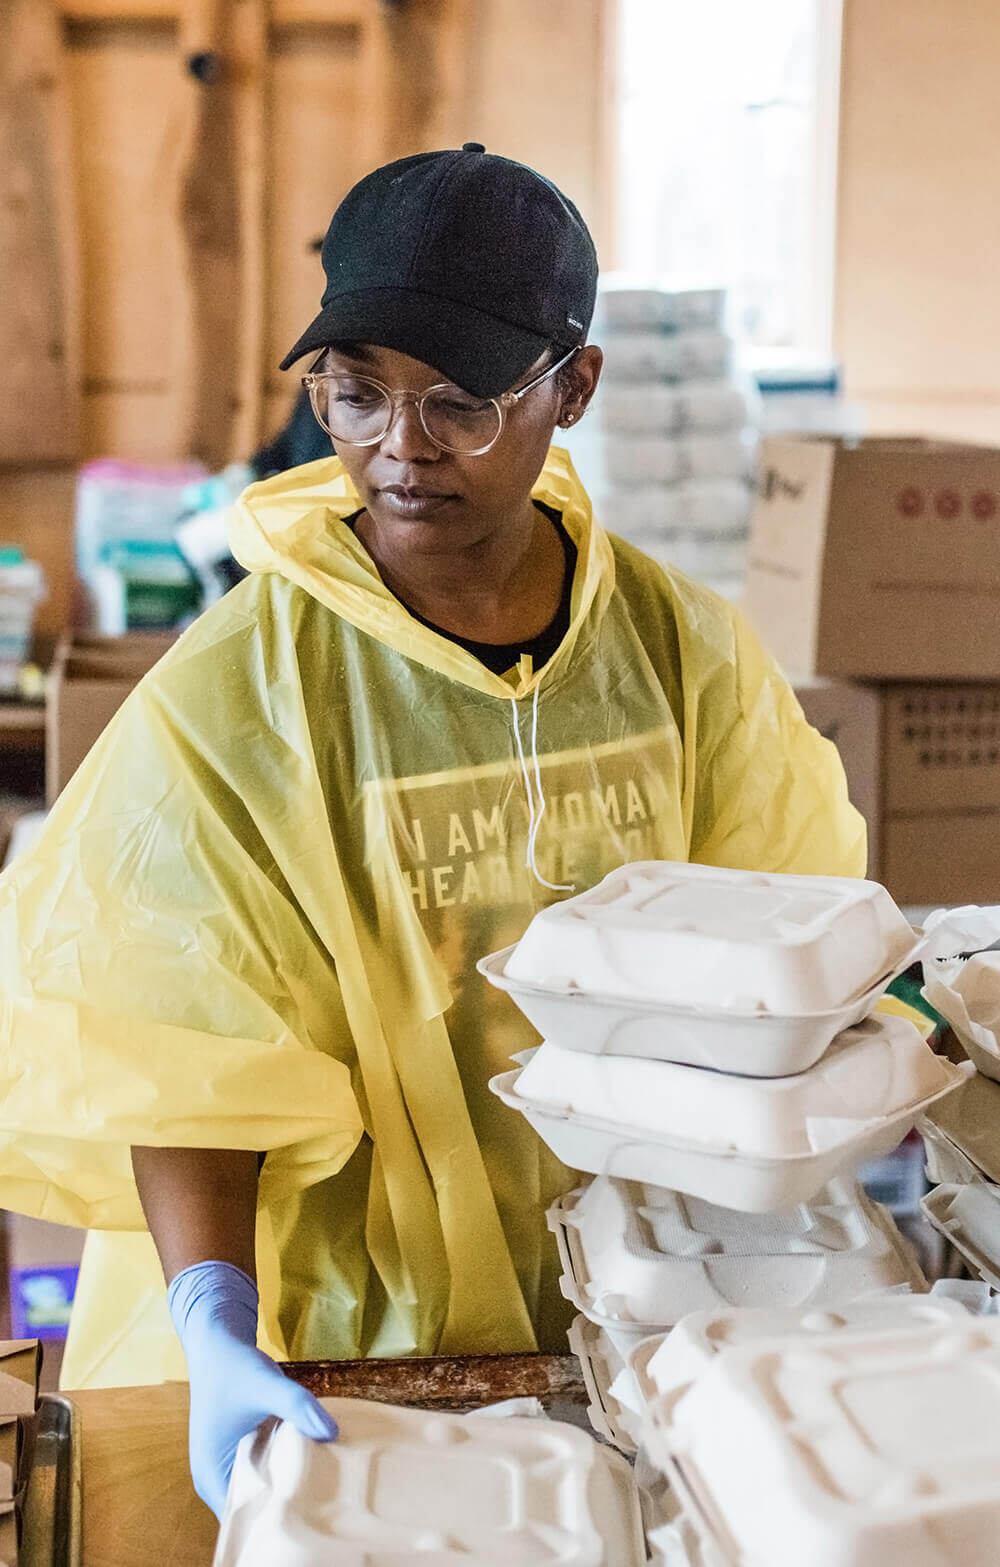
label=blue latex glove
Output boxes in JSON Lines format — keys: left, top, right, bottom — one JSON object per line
{"left": 168, "top": 1260, "right": 338, "bottom": 1520}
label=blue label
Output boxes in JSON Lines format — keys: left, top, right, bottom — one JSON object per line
{"left": 9, "top": 1265, "right": 79, "bottom": 1341}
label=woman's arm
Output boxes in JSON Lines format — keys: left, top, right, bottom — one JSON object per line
{"left": 131, "top": 1146, "right": 260, "bottom": 1283}
{"left": 131, "top": 1144, "right": 337, "bottom": 1519}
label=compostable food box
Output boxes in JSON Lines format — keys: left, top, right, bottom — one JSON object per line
{"left": 46, "top": 631, "right": 176, "bottom": 803}
{"left": 745, "top": 435, "right": 1000, "bottom": 679}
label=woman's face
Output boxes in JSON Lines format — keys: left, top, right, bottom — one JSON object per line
{"left": 319, "top": 341, "right": 602, "bottom": 553}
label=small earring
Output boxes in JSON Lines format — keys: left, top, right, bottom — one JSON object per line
{"left": 563, "top": 412, "right": 576, "bottom": 425}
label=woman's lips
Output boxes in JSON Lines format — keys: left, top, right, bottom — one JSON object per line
{"left": 378, "top": 487, "right": 455, "bottom": 519}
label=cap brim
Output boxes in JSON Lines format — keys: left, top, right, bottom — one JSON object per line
{"left": 279, "top": 288, "right": 558, "bottom": 398}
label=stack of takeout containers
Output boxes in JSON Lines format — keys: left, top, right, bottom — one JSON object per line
{"left": 907, "top": 906, "right": 1000, "bottom": 1288}
{"left": 589, "top": 278, "right": 758, "bottom": 600}
{"left": 630, "top": 1292, "right": 1000, "bottom": 1567}
{"left": 484, "top": 861, "right": 960, "bottom": 1210}
{"left": 483, "top": 861, "right": 965, "bottom": 1462}
{"left": 553, "top": 1175, "right": 927, "bottom": 1454}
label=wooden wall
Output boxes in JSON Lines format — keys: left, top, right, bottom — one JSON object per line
{"left": 0, "top": 0, "right": 613, "bottom": 639}
{"left": 836, "top": 0, "right": 1000, "bottom": 443}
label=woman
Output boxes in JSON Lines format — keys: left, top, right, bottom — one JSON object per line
{"left": 0, "top": 145, "right": 863, "bottom": 1515}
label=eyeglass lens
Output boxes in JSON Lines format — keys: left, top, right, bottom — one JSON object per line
{"left": 309, "top": 376, "right": 503, "bottom": 453}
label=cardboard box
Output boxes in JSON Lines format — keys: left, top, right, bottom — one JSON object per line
{"left": 0, "top": 1499, "right": 15, "bottom": 1566}
{"left": 795, "top": 674, "right": 1000, "bottom": 906}
{"left": 745, "top": 436, "right": 1000, "bottom": 679}
{"left": 793, "top": 677, "right": 882, "bottom": 877}
{"left": 0, "top": 1340, "right": 41, "bottom": 1506}
{"left": 45, "top": 632, "right": 174, "bottom": 803}
{"left": 880, "top": 682, "right": 1000, "bottom": 906}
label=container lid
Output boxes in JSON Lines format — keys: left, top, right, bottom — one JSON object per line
{"left": 504, "top": 861, "right": 917, "bottom": 1016}
{"left": 636, "top": 1291, "right": 973, "bottom": 1411}
{"left": 553, "top": 1179, "right": 924, "bottom": 1331}
{"left": 215, "top": 1397, "right": 646, "bottom": 1567}
{"left": 663, "top": 1318, "right": 1000, "bottom": 1567}
{"left": 569, "top": 1175, "right": 881, "bottom": 1260}
{"left": 514, "top": 1016, "right": 957, "bottom": 1159}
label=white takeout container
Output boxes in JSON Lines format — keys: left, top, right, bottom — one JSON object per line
{"left": 568, "top": 1314, "right": 640, "bottom": 1455}
{"left": 483, "top": 863, "right": 922, "bottom": 1076}
{"left": 512, "top": 1018, "right": 954, "bottom": 1154}
{"left": 599, "top": 380, "right": 751, "bottom": 436}
{"left": 502, "top": 862, "right": 919, "bottom": 1017}
{"left": 631, "top": 1292, "right": 972, "bottom": 1423}
{"left": 490, "top": 1030, "right": 964, "bottom": 1213}
{"left": 921, "top": 1182, "right": 1000, "bottom": 1290}
{"left": 643, "top": 1317, "right": 1000, "bottom": 1567}
{"left": 923, "top": 948, "right": 1000, "bottom": 1083}
{"left": 479, "top": 944, "right": 905, "bottom": 1076}
{"left": 601, "top": 330, "right": 733, "bottom": 383}
{"left": 214, "top": 1396, "right": 644, "bottom": 1567}
{"left": 549, "top": 1178, "right": 926, "bottom": 1334}
{"left": 597, "top": 279, "right": 728, "bottom": 333}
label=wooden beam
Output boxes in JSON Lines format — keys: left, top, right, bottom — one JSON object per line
{"left": 170, "top": 0, "right": 243, "bottom": 467}
{"left": 230, "top": 0, "right": 267, "bottom": 459}
{"left": 0, "top": 0, "right": 82, "bottom": 464}
{"left": 376, "top": 0, "right": 477, "bottom": 163}
{"left": 59, "top": 1, "right": 179, "bottom": 18}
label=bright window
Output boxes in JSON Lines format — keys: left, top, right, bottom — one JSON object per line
{"left": 616, "top": 0, "right": 843, "bottom": 356}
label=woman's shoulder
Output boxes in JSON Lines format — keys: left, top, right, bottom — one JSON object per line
{"left": 150, "top": 572, "right": 321, "bottom": 674}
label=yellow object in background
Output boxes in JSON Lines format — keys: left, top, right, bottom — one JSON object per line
{"left": 0, "top": 450, "right": 864, "bottom": 1388}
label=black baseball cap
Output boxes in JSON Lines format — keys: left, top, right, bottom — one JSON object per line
{"left": 279, "top": 143, "right": 598, "bottom": 399}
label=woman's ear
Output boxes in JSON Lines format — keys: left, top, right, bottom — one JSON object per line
{"left": 558, "top": 344, "right": 603, "bottom": 427}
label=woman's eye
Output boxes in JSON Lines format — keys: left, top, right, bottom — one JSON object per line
{"left": 333, "top": 389, "right": 381, "bottom": 409}
{"left": 437, "top": 395, "right": 489, "bottom": 414}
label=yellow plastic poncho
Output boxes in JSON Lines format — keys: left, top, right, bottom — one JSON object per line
{"left": 0, "top": 449, "right": 865, "bottom": 1389}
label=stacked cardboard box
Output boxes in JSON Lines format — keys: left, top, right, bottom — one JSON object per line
{"left": 747, "top": 436, "right": 1000, "bottom": 906}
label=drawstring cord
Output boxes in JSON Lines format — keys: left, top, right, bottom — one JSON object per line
{"left": 510, "top": 685, "right": 575, "bottom": 894}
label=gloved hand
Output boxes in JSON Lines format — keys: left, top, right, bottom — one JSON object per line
{"left": 168, "top": 1260, "right": 338, "bottom": 1520}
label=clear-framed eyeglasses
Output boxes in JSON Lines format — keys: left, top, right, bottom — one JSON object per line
{"left": 302, "top": 345, "right": 580, "bottom": 457}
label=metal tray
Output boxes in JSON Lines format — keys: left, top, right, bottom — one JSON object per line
{"left": 20, "top": 1396, "right": 81, "bottom": 1567}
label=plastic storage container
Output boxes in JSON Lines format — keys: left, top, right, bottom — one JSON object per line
{"left": 549, "top": 1178, "right": 926, "bottom": 1335}
{"left": 215, "top": 1397, "right": 645, "bottom": 1567}
{"left": 490, "top": 1028, "right": 963, "bottom": 1213}
{"left": 502, "top": 862, "right": 918, "bottom": 1017}
{"left": 646, "top": 1317, "right": 1000, "bottom": 1567}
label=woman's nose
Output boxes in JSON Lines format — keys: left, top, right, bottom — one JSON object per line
{"left": 379, "top": 397, "right": 441, "bottom": 462}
